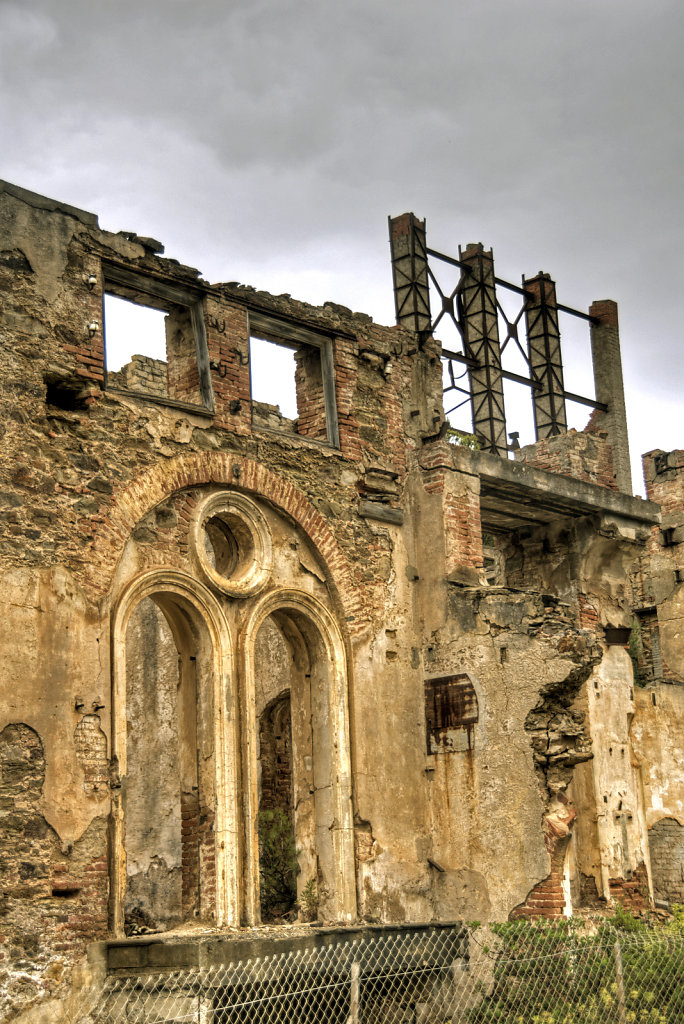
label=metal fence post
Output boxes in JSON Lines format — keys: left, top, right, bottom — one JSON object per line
{"left": 614, "top": 938, "right": 627, "bottom": 1024}
{"left": 348, "top": 959, "right": 360, "bottom": 1024}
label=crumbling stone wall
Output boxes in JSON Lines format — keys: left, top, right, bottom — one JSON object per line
{"left": 108, "top": 353, "right": 167, "bottom": 398}
{"left": 516, "top": 426, "right": 617, "bottom": 491}
{"left": 633, "top": 450, "right": 684, "bottom": 684}
{"left": 0, "top": 724, "right": 108, "bottom": 1024}
{"left": 649, "top": 817, "right": 684, "bottom": 905}
{"left": 0, "top": 180, "right": 677, "bottom": 1022}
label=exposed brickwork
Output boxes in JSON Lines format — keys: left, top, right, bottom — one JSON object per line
{"left": 294, "top": 348, "right": 328, "bottom": 442}
{"left": 417, "top": 441, "right": 484, "bottom": 574}
{"left": 643, "top": 450, "right": 684, "bottom": 516}
{"left": 510, "top": 806, "right": 575, "bottom": 920}
{"left": 73, "top": 714, "right": 109, "bottom": 796}
{"left": 180, "top": 789, "right": 200, "bottom": 920}
{"left": 608, "top": 862, "right": 649, "bottom": 911}
{"left": 589, "top": 299, "right": 632, "bottom": 493}
{"left": 578, "top": 595, "right": 600, "bottom": 632}
{"left": 259, "top": 695, "right": 293, "bottom": 819}
{"left": 84, "top": 452, "right": 366, "bottom": 630}
{"left": 515, "top": 428, "right": 617, "bottom": 490}
{"left": 1, "top": 183, "right": 678, "bottom": 1019}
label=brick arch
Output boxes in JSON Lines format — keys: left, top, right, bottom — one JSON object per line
{"left": 85, "top": 452, "right": 364, "bottom": 630}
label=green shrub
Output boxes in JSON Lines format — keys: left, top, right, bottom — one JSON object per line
{"left": 464, "top": 913, "right": 684, "bottom": 1023}
{"left": 257, "top": 808, "right": 297, "bottom": 921}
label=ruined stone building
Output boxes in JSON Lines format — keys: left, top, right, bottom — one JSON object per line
{"left": 1, "top": 180, "right": 683, "bottom": 1022}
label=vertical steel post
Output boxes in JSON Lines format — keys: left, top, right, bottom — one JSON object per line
{"left": 388, "top": 213, "right": 432, "bottom": 335}
{"left": 525, "top": 272, "right": 567, "bottom": 439}
{"left": 459, "top": 243, "right": 507, "bottom": 455}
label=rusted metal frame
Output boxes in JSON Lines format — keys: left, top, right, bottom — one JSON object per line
{"left": 427, "top": 262, "right": 470, "bottom": 350}
{"left": 426, "top": 242, "right": 605, "bottom": 448}
{"left": 425, "top": 246, "right": 470, "bottom": 271}
{"left": 425, "top": 261, "right": 450, "bottom": 336}
{"left": 427, "top": 247, "right": 599, "bottom": 322}
{"left": 557, "top": 302, "right": 600, "bottom": 325}
{"left": 500, "top": 368, "right": 542, "bottom": 390}
{"left": 539, "top": 290, "right": 564, "bottom": 436}
{"left": 441, "top": 347, "right": 478, "bottom": 367}
{"left": 496, "top": 292, "right": 538, "bottom": 377}
{"left": 392, "top": 257, "right": 427, "bottom": 322}
{"left": 563, "top": 390, "right": 607, "bottom": 412}
{"left": 444, "top": 395, "right": 472, "bottom": 417}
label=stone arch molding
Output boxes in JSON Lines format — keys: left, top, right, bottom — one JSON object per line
{"left": 240, "top": 588, "right": 357, "bottom": 926}
{"left": 110, "top": 568, "right": 240, "bottom": 933}
{"left": 191, "top": 490, "right": 273, "bottom": 597}
{"left": 85, "top": 452, "right": 365, "bottom": 632}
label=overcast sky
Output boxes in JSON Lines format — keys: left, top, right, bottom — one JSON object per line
{"left": 2, "top": 0, "right": 682, "bottom": 494}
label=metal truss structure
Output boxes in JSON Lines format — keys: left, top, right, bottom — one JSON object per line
{"left": 389, "top": 214, "right": 606, "bottom": 456}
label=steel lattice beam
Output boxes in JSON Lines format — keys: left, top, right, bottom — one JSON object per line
{"left": 458, "top": 244, "right": 508, "bottom": 456}
{"left": 388, "top": 213, "right": 431, "bottom": 335}
{"left": 524, "top": 272, "right": 567, "bottom": 439}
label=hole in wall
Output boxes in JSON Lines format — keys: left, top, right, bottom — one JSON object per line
{"left": 44, "top": 377, "right": 89, "bottom": 412}
{"left": 203, "top": 512, "right": 254, "bottom": 582}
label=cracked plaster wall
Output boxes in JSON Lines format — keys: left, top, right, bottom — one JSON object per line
{"left": 0, "top": 180, "right": 679, "bottom": 1024}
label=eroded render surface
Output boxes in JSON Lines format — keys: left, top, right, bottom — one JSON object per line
{"left": 1, "top": 180, "right": 683, "bottom": 1024}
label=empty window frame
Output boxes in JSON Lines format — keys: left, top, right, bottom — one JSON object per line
{"left": 102, "top": 263, "right": 214, "bottom": 412}
{"left": 248, "top": 311, "right": 339, "bottom": 448}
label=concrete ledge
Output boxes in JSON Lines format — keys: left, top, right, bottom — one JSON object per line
{"left": 447, "top": 444, "right": 660, "bottom": 531}
{"left": 104, "top": 921, "right": 466, "bottom": 976}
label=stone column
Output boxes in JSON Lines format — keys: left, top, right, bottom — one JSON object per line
{"left": 590, "top": 300, "right": 632, "bottom": 494}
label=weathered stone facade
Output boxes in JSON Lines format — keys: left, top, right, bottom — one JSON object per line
{"left": 1, "top": 180, "right": 683, "bottom": 1024}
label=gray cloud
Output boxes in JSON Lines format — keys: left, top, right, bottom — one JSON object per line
{"left": 2, "top": 0, "right": 683, "bottom": 490}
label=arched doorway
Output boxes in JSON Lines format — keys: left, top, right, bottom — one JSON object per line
{"left": 123, "top": 594, "right": 214, "bottom": 932}
{"left": 111, "top": 570, "right": 238, "bottom": 935}
{"left": 242, "top": 591, "right": 356, "bottom": 925}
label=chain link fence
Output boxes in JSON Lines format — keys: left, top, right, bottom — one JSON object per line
{"left": 91, "top": 921, "right": 684, "bottom": 1024}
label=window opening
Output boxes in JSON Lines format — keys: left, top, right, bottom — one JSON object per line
{"left": 425, "top": 674, "right": 479, "bottom": 753}
{"left": 248, "top": 311, "right": 339, "bottom": 447}
{"left": 102, "top": 264, "right": 213, "bottom": 412}
{"left": 249, "top": 336, "right": 298, "bottom": 426}
{"left": 104, "top": 294, "right": 168, "bottom": 395}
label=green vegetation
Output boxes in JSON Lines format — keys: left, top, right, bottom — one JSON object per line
{"left": 257, "top": 808, "right": 298, "bottom": 921}
{"left": 447, "top": 427, "right": 481, "bottom": 449}
{"left": 297, "top": 878, "right": 321, "bottom": 922}
{"left": 464, "top": 909, "right": 684, "bottom": 1023}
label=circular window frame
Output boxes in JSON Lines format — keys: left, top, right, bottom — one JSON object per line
{"left": 192, "top": 492, "right": 273, "bottom": 597}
